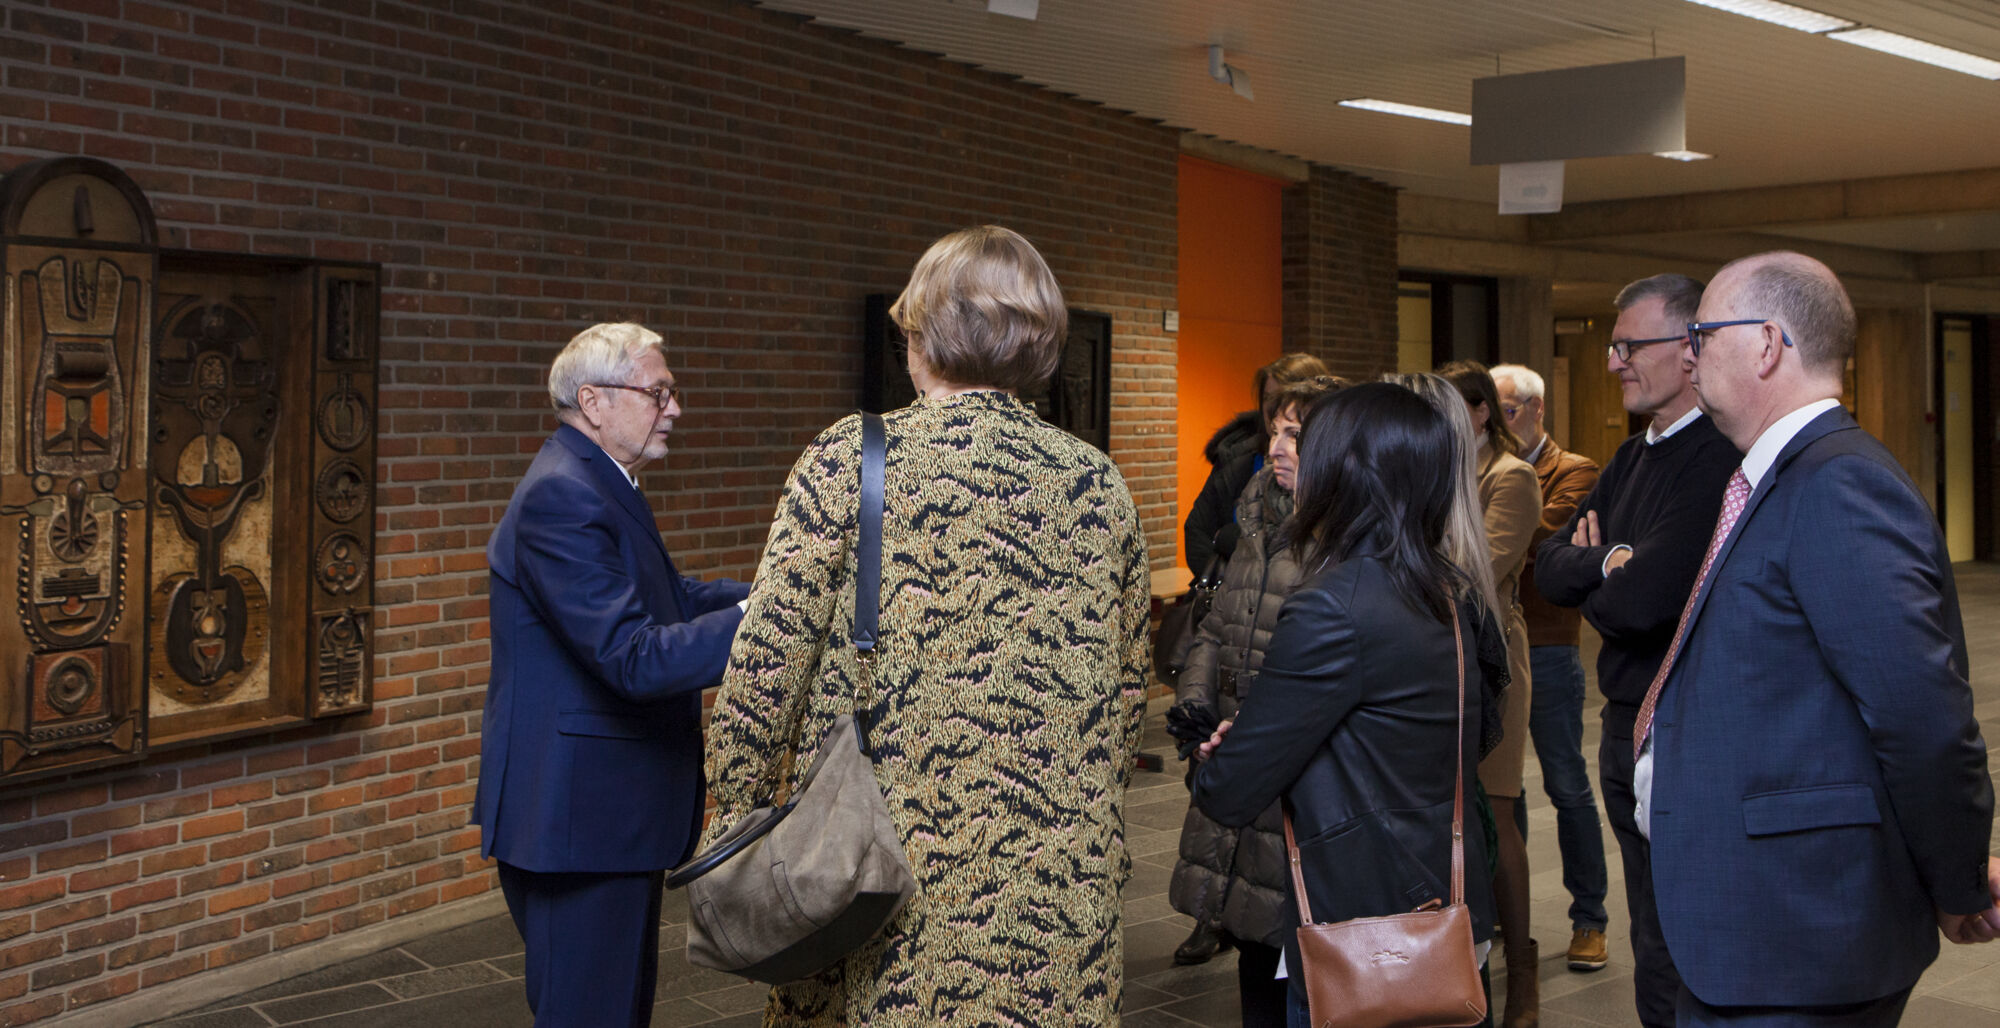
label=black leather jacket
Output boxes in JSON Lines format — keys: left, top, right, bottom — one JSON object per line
{"left": 1193, "top": 555, "right": 1502, "bottom": 995}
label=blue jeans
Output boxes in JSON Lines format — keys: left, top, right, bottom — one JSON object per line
{"left": 1526, "top": 645, "right": 1608, "bottom": 931}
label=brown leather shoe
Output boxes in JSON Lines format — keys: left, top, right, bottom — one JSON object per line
{"left": 1567, "top": 927, "right": 1609, "bottom": 971}
{"left": 1172, "top": 922, "right": 1231, "bottom": 965}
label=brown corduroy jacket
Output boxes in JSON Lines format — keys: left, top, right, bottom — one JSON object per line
{"left": 1521, "top": 435, "right": 1601, "bottom": 647}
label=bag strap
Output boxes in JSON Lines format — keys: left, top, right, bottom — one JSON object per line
{"left": 854, "top": 412, "right": 884, "bottom": 656}
{"left": 1283, "top": 608, "right": 1466, "bottom": 924}
{"left": 850, "top": 412, "right": 886, "bottom": 750}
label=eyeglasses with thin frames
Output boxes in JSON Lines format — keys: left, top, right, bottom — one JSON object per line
{"left": 590, "top": 382, "right": 682, "bottom": 410}
{"left": 1606, "top": 335, "right": 1684, "bottom": 363}
{"left": 1685, "top": 319, "right": 1793, "bottom": 358}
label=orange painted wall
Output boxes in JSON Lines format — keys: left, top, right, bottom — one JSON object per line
{"left": 1177, "top": 154, "right": 1284, "bottom": 568}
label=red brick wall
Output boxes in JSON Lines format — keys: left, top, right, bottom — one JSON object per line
{"left": 1283, "top": 166, "right": 1401, "bottom": 378}
{"left": 0, "top": 0, "right": 1184, "bottom": 1021}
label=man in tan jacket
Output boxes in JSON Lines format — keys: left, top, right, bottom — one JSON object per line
{"left": 1492, "top": 363, "right": 1608, "bottom": 973}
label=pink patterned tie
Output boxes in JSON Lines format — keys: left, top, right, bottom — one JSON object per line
{"left": 1633, "top": 468, "right": 1751, "bottom": 759}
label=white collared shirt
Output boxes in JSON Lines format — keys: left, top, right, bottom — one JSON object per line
{"left": 1738, "top": 398, "right": 1841, "bottom": 491}
{"left": 1645, "top": 404, "right": 1703, "bottom": 445}
{"left": 1636, "top": 397, "right": 1844, "bottom": 839}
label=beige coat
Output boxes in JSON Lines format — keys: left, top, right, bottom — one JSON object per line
{"left": 1473, "top": 443, "right": 1542, "bottom": 798}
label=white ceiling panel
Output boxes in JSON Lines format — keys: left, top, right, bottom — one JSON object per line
{"left": 756, "top": 0, "right": 2000, "bottom": 206}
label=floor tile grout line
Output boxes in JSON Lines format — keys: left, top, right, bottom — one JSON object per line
{"left": 253, "top": 971, "right": 529, "bottom": 1026}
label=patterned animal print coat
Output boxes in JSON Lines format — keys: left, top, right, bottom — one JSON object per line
{"left": 702, "top": 391, "right": 1153, "bottom": 1027}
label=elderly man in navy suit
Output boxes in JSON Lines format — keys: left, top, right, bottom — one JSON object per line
{"left": 473, "top": 322, "right": 750, "bottom": 1026}
{"left": 1644, "top": 251, "right": 1999, "bottom": 1027}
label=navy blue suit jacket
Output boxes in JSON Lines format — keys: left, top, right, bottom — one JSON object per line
{"left": 472, "top": 425, "right": 749, "bottom": 873}
{"left": 1650, "top": 408, "right": 1992, "bottom": 1006}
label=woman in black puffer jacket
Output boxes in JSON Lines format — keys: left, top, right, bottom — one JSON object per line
{"left": 1169, "top": 375, "right": 1345, "bottom": 1028}
{"left": 1182, "top": 353, "right": 1330, "bottom": 579}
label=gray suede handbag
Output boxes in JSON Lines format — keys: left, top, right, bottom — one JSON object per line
{"left": 666, "top": 412, "right": 916, "bottom": 984}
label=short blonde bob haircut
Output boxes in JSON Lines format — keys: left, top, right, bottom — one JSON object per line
{"left": 889, "top": 225, "right": 1067, "bottom": 394}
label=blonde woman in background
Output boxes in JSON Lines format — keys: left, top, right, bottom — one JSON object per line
{"left": 1440, "top": 359, "right": 1546, "bottom": 1028}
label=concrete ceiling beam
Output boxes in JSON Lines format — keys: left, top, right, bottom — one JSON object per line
{"left": 1523, "top": 167, "right": 2000, "bottom": 242}
{"left": 1400, "top": 232, "right": 1933, "bottom": 310}
{"left": 1916, "top": 250, "right": 2000, "bottom": 282}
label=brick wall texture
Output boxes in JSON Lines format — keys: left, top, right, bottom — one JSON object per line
{"left": 1283, "top": 165, "right": 1401, "bottom": 379}
{"left": 0, "top": 0, "right": 1399, "bottom": 1021}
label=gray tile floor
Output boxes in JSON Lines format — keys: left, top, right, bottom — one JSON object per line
{"left": 148, "top": 564, "right": 2000, "bottom": 1027}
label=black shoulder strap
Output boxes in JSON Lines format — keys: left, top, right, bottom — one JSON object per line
{"left": 853, "top": 412, "right": 884, "bottom": 655}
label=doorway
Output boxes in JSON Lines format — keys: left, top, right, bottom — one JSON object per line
{"left": 1935, "top": 314, "right": 1994, "bottom": 561}
{"left": 1398, "top": 272, "right": 1499, "bottom": 371}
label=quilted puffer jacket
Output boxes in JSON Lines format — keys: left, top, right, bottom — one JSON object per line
{"left": 1167, "top": 466, "right": 1306, "bottom": 947}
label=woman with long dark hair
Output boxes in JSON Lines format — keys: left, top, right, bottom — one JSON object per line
{"left": 1191, "top": 382, "right": 1503, "bottom": 1026}
{"left": 1168, "top": 375, "right": 1347, "bottom": 1026}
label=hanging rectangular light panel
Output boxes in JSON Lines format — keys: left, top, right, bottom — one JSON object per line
{"left": 1471, "top": 57, "right": 1686, "bottom": 166}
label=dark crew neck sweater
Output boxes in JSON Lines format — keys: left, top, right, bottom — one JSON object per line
{"left": 1534, "top": 414, "right": 1741, "bottom": 733}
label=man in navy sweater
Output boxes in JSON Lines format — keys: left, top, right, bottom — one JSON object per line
{"left": 1535, "top": 274, "right": 1739, "bottom": 1028}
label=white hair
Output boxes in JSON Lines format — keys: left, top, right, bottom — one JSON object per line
{"left": 1489, "top": 364, "right": 1544, "bottom": 402}
{"left": 547, "top": 322, "right": 663, "bottom": 413}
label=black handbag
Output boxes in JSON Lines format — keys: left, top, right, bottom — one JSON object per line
{"left": 1151, "top": 523, "right": 1237, "bottom": 686}
{"left": 666, "top": 412, "right": 916, "bottom": 984}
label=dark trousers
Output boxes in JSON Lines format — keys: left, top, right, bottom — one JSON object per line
{"left": 1676, "top": 985, "right": 1912, "bottom": 1028}
{"left": 1600, "top": 724, "right": 1683, "bottom": 1028}
{"left": 498, "top": 862, "right": 664, "bottom": 1028}
{"left": 1236, "top": 938, "right": 1286, "bottom": 1028}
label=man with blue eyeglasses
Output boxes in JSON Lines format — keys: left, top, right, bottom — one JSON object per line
{"left": 1645, "top": 251, "right": 1997, "bottom": 1027}
{"left": 1536, "top": 273, "right": 1739, "bottom": 1028}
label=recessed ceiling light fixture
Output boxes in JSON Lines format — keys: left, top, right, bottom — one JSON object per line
{"left": 1338, "top": 98, "right": 1472, "bottom": 126}
{"left": 1682, "top": 0, "right": 2000, "bottom": 79}
{"left": 1679, "top": 0, "right": 1853, "bottom": 33}
{"left": 1654, "top": 150, "right": 1713, "bottom": 161}
{"left": 1826, "top": 28, "right": 2000, "bottom": 79}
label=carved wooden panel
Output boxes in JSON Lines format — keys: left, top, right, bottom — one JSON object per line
{"left": 307, "top": 268, "right": 376, "bottom": 717}
{"left": 0, "top": 159, "right": 156, "bottom": 778}
{"left": 143, "top": 264, "right": 301, "bottom": 745}
{"left": 0, "top": 158, "right": 380, "bottom": 781}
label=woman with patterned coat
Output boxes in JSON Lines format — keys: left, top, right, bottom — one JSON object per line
{"left": 1168, "top": 377, "right": 1344, "bottom": 1027}
{"left": 702, "top": 225, "right": 1154, "bottom": 1028}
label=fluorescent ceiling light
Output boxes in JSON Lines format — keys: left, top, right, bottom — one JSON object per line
{"left": 1826, "top": 27, "right": 2000, "bottom": 79}
{"left": 1338, "top": 98, "right": 1472, "bottom": 126}
{"left": 1679, "top": 0, "right": 1854, "bottom": 33}
{"left": 1654, "top": 150, "right": 1713, "bottom": 161}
